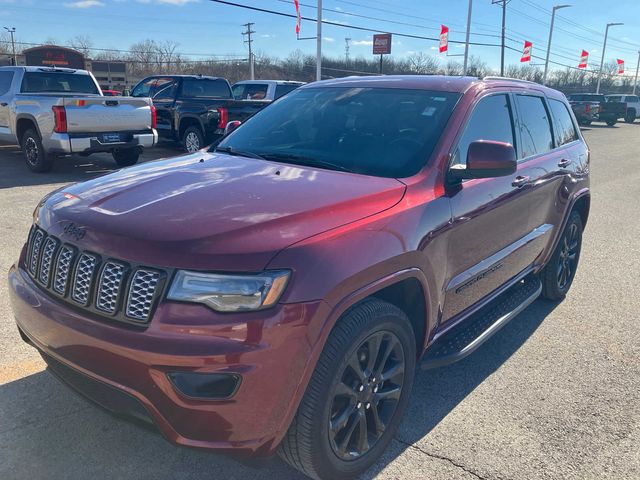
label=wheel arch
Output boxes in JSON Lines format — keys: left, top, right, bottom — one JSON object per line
{"left": 15, "top": 114, "right": 41, "bottom": 143}
{"left": 178, "top": 115, "right": 204, "bottom": 140}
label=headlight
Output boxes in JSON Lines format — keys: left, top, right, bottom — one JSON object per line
{"left": 167, "top": 270, "right": 290, "bottom": 312}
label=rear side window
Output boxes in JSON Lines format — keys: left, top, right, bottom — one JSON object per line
{"left": 181, "top": 79, "right": 231, "bottom": 98}
{"left": 151, "top": 78, "right": 177, "bottom": 100}
{"left": 607, "top": 96, "right": 622, "bottom": 102}
{"left": 21, "top": 72, "right": 99, "bottom": 94}
{"left": 232, "top": 83, "right": 268, "bottom": 100}
{"left": 0, "top": 71, "right": 13, "bottom": 95}
{"left": 453, "top": 94, "right": 515, "bottom": 166}
{"left": 549, "top": 99, "right": 578, "bottom": 146}
{"left": 274, "top": 84, "right": 300, "bottom": 99}
{"left": 515, "top": 95, "right": 553, "bottom": 158}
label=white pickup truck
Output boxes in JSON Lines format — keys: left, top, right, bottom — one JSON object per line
{"left": 0, "top": 66, "right": 157, "bottom": 172}
{"left": 605, "top": 94, "right": 640, "bottom": 123}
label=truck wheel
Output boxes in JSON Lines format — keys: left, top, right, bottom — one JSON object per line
{"left": 182, "top": 126, "right": 204, "bottom": 153}
{"left": 279, "top": 299, "right": 416, "bottom": 480}
{"left": 606, "top": 119, "right": 617, "bottom": 127}
{"left": 21, "top": 129, "right": 54, "bottom": 173}
{"left": 540, "top": 211, "right": 583, "bottom": 301}
{"left": 625, "top": 109, "right": 636, "bottom": 123}
{"left": 112, "top": 148, "right": 140, "bottom": 167}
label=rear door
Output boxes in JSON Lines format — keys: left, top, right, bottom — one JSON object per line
{"left": 0, "top": 70, "right": 14, "bottom": 141}
{"left": 443, "top": 91, "right": 543, "bottom": 321}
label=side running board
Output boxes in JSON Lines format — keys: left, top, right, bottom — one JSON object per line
{"left": 421, "top": 275, "right": 542, "bottom": 369}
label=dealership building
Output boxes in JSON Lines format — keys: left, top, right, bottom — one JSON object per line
{"left": 0, "top": 45, "right": 139, "bottom": 92}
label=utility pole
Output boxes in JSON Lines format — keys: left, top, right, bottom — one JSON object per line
{"left": 633, "top": 51, "right": 640, "bottom": 95}
{"left": 492, "top": 0, "right": 510, "bottom": 77}
{"left": 543, "top": 4, "right": 571, "bottom": 85}
{"left": 345, "top": 37, "right": 351, "bottom": 66}
{"left": 316, "top": 0, "right": 322, "bottom": 81}
{"left": 3, "top": 27, "right": 16, "bottom": 66}
{"left": 463, "top": 0, "right": 473, "bottom": 75}
{"left": 596, "top": 22, "right": 623, "bottom": 94}
{"left": 242, "top": 22, "right": 255, "bottom": 80}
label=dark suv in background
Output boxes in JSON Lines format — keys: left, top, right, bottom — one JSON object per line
{"left": 10, "top": 76, "right": 589, "bottom": 480}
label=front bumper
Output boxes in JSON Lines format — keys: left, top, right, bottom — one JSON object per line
{"left": 8, "top": 264, "right": 327, "bottom": 457}
{"left": 44, "top": 130, "right": 158, "bottom": 155}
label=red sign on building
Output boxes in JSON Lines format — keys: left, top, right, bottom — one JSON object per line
{"left": 373, "top": 34, "right": 392, "bottom": 55}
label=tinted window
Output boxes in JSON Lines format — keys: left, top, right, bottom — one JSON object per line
{"left": 606, "top": 96, "right": 622, "bottom": 102}
{"left": 454, "top": 94, "right": 514, "bottom": 166}
{"left": 232, "top": 83, "right": 268, "bottom": 100}
{"left": 274, "top": 84, "right": 301, "bottom": 99}
{"left": 0, "top": 71, "right": 13, "bottom": 95}
{"left": 20, "top": 72, "right": 99, "bottom": 94}
{"left": 181, "top": 78, "right": 231, "bottom": 98}
{"left": 629, "top": 96, "right": 640, "bottom": 102}
{"left": 515, "top": 95, "right": 553, "bottom": 158}
{"left": 215, "top": 87, "right": 461, "bottom": 178}
{"left": 549, "top": 99, "right": 578, "bottom": 146}
{"left": 152, "top": 78, "right": 177, "bottom": 101}
{"left": 131, "top": 77, "right": 156, "bottom": 97}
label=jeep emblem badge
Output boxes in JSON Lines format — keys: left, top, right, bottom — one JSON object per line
{"left": 63, "top": 223, "right": 86, "bottom": 241}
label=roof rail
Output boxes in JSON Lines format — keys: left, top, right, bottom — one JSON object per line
{"left": 483, "top": 76, "right": 539, "bottom": 85}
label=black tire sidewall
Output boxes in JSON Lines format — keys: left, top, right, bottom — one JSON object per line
{"left": 306, "top": 303, "right": 416, "bottom": 479}
{"left": 22, "top": 129, "right": 52, "bottom": 173}
{"left": 542, "top": 211, "right": 583, "bottom": 300}
{"left": 182, "top": 126, "right": 204, "bottom": 153}
{"left": 112, "top": 148, "right": 140, "bottom": 167}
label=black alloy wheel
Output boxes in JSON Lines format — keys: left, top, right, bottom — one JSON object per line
{"left": 557, "top": 221, "right": 579, "bottom": 291}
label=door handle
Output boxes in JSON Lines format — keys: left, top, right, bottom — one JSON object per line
{"left": 0, "top": 102, "right": 7, "bottom": 107}
{"left": 558, "top": 158, "right": 573, "bottom": 168}
{"left": 511, "top": 175, "right": 530, "bottom": 188}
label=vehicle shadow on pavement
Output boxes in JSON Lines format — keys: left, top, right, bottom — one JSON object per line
{"left": 0, "top": 144, "right": 179, "bottom": 190}
{"left": 362, "top": 298, "right": 559, "bottom": 479}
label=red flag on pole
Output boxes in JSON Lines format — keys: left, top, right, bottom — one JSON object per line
{"left": 520, "top": 41, "right": 532, "bottom": 62}
{"left": 439, "top": 25, "right": 449, "bottom": 53}
{"left": 578, "top": 50, "right": 589, "bottom": 69}
{"left": 617, "top": 59, "right": 625, "bottom": 74}
{"left": 294, "top": 0, "right": 301, "bottom": 35}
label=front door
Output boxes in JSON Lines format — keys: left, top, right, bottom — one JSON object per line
{"left": 442, "top": 92, "right": 543, "bottom": 321}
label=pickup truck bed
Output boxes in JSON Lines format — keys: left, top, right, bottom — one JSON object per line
{"left": 131, "top": 75, "right": 269, "bottom": 152}
{"left": 0, "top": 66, "right": 157, "bottom": 172}
{"left": 567, "top": 93, "right": 626, "bottom": 126}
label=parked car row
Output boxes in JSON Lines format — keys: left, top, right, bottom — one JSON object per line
{"left": 567, "top": 92, "right": 639, "bottom": 126}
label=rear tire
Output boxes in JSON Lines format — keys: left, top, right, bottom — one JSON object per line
{"left": 279, "top": 299, "right": 416, "bottom": 480}
{"left": 21, "top": 128, "right": 54, "bottom": 173}
{"left": 541, "top": 211, "right": 583, "bottom": 300}
{"left": 182, "top": 126, "right": 204, "bottom": 153}
{"left": 606, "top": 119, "right": 617, "bottom": 126}
{"left": 625, "top": 109, "right": 636, "bottom": 123}
{"left": 112, "top": 148, "right": 140, "bottom": 167}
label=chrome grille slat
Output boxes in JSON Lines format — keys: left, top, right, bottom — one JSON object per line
{"left": 71, "top": 253, "right": 98, "bottom": 305}
{"left": 38, "top": 237, "right": 59, "bottom": 286}
{"left": 126, "top": 269, "right": 161, "bottom": 321}
{"left": 96, "top": 262, "right": 126, "bottom": 314}
{"left": 53, "top": 246, "right": 75, "bottom": 295}
{"left": 28, "top": 229, "right": 45, "bottom": 276}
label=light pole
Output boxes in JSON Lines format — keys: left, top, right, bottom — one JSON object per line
{"left": 463, "top": 0, "right": 473, "bottom": 75}
{"left": 316, "top": 0, "right": 322, "bottom": 81}
{"left": 3, "top": 27, "right": 16, "bottom": 66}
{"left": 633, "top": 51, "right": 640, "bottom": 95}
{"left": 596, "top": 22, "right": 623, "bottom": 94}
{"left": 543, "top": 4, "right": 571, "bottom": 85}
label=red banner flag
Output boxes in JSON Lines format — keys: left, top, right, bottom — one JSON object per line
{"left": 578, "top": 50, "right": 589, "bottom": 69}
{"left": 294, "top": 0, "right": 301, "bottom": 35}
{"left": 520, "top": 41, "right": 532, "bottom": 62}
{"left": 439, "top": 25, "right": 449, "bottom": 53}
{"left": 617, "top": 58, "right": 624, "bottom": 75}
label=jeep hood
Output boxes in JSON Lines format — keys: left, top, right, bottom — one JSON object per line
{"left": 38, "top": 152, "right": 406, "bottom": 271}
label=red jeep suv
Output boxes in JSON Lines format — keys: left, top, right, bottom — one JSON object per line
{"left": 9, "top": 76, "right": 589, "bottom": 479}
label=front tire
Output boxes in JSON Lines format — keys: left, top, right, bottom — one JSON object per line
{"left": 112, "top": 148, "right": 140, "bottom": 167}
{"left": 279, "top": 299, "right": 416, "bottom": 480}
{"left": 625, "top": 109, "right": 636, "bottom": 123}
{"left": 182, "top": 126, "right": 204, "bottom": 153}
{"left": 606, "top": 118, "right": 617, "bottom": 126}
{"left": 541, "top": 211, "right": 583, "bottom": 300}
{"left": 21, "top": 128, "right": 54, "bottom": 173}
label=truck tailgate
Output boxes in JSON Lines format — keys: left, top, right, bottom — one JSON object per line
{"left": 62, "top": 97, "right": 153, "bottom": 133}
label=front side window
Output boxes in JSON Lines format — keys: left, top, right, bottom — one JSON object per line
{"left": 21, "top": 72, "right": 99, "bottom": 94}
{"left": 215, "top": 87, "right": 461, "bottom": 178}
{"left": 131, "top": 77, "right": 156, "bottom": 98}
{"left": 515, "top": 95, "right": 553, "bottom": 158}
{"left": 549, "top": 99, "right": 578, "bottom": 146}
{"left": 152, "top": 78, "right": 177, "bottom": 101}
{"left": 232, "top": 83, "right": 268, "bottom": 100}
{"left": 181, "top": 79, "right": 231, "bottom": 98}
{"left": 453, "top": 94, "right": 515, "bottom": 166}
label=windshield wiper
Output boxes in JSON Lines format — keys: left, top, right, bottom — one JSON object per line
{"left": 213, "top": 146, "right": 266, "bottom": 160}
{"left": 258, "top": 153, "right": 354, "bottom": 173}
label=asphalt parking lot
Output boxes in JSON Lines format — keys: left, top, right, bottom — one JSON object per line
{"left": 1, "top": 125, "right": 639, "bottom": 480}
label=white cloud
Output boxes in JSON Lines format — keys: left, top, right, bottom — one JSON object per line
{"left": 64, "top": 0, "right": 104, "bottom": 7}
{"left": 323, "top": 37, "right": 335, "bottom": 42}
{"left": 352, "top": 40, "right": 373, "bottom": 46}
{"left": 260, "top": 34, "right": 276, "bottom": 38}
{"left": 135, "top": 0, "right": 198, "bottom": 4}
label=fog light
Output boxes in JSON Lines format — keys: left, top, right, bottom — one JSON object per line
{"left": 167, "top": 372, "right": 241, "bottom": 400}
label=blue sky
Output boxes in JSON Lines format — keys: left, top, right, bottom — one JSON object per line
{"left": 2, "top": 0, "right": 640, "bottom": 72}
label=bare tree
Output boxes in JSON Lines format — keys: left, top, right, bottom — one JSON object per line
{"left": 406, "top": 52, "right": 439, "bottom": 74}
{"left": 68, "top": 35, "right": 93, "bottom": 57}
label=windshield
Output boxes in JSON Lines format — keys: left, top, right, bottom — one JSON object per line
{"left": 20, "top": 72, "right": 99, "bottom": 94}
{"left": 214, "top": 87, "right": 461, "bottom": 178}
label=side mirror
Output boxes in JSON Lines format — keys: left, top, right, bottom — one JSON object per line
{"left": 450, "top": 140, "right": 517, "bottom": 180}
{"left": 224, "top": 120, "right": 242, "bottom": 136}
